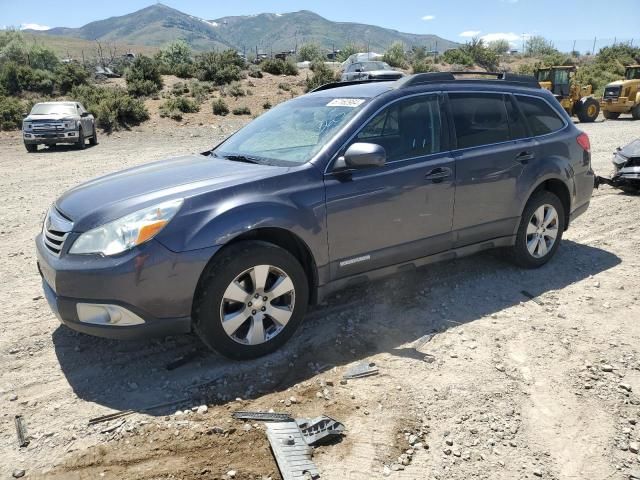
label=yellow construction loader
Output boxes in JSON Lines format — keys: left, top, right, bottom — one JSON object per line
{"left": 600, "top": 65, "right": 640, "bottom": 120}
{"left": 535, "top": 66, "right": 600, "bottom": 122}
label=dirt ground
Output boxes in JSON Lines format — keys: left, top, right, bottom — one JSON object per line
{"left": 2, "top": 103, "right": 640, "bottom": 480}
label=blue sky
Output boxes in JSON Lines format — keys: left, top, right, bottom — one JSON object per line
{"left": 1, "top": 0, "right": 638, "bottom": 52}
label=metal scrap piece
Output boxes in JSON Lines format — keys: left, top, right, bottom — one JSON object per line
{"left": 296, "top": 416, "right": 345, "bottom": 446}
{"left": 266, "top": 422, "right": 320, "bottom": 480}
{"left": 15, "top": 415, "right": 29, "bottom": 448}
{"left": 232, "top": 411, "right": 294, "bottom": 422}
{"left": 343, "top": 362, "right": 379, "bottom": 379}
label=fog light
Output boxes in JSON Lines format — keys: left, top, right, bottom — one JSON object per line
{"left": 68, "top": 132, "right": 77, "bottom": 137}
{"left": 24, "top": 134, "right": 32, "bottom": 138}
{"left": 76, "top": 303, "right": 145, "bottom": 326}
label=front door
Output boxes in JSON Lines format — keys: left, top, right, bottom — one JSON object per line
{"left": 324, "top": 93, "right": 456, "bottom": 279}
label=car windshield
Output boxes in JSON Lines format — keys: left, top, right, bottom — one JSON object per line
{"left": 535, "top": 70, "right": 551, "bottom": 82}
{"left": 214, "top": 95, "right": 369, "bottom": 165}
{"left": 363, "top": 62, "right": 391, "bottom": 71}
{"left": 30, "top": 104, "right": 76, "bottom": 115}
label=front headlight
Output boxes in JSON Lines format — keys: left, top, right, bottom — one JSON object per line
{"left": 69, "top": 199, "right": 183, "bottom": 256}
{"left": 24, "top": 122, "right": 32, "bottom": 130}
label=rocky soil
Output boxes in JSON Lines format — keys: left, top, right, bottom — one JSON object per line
{"left": 1, "top": 111, "right": 640, "bottom": 480}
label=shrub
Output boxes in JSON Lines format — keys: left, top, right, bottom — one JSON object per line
{"left": 461, "top": 38, "right": 498, "bottom": 71}
{"left": 336, "top": 44, "right": 362, "bottom": 63}
{"left": 125, "top": 55, "right": 163, "bottom": 97}
{"left": 260, "top": 59, "right": 298, "bottom": 76}
{"left": 525, "top": 36, "right": 558, "bottom": 57}
{"left": 212, "top": 98, "right": 229, "bottom": 115}
{"left": 412, "top": 60, "right": 437, "bottom": 73}
{"left": 228, "top": 82, "right": 245, "bottom": 97}
{"left": 171, "top": 82, "right": 189, "bottom": 95}
{"left": 442, "top": 48, "right": 474, "bottom": 67}
{"left": 232, "top": 106, "right": 251, "bottom": 115}
{"left": 382, "top": 42, "right": 407, "bottom": 68}
{"left": 488, "top": 39, "right": 510, "bottom": 55}
{"left": 0, "top": 62, "right": 22, "bottom": 95}
{"left": 55, "top": 62, "right": 89, "bottom": 94}
{"left": 297, "top": 43, "right": 324, "bottom": 62}
{"left": 159, "top": 96, "right": 199, "bottom": 120}
{"left": 262, "top": 100, "right": 272, "bottom": 110}
{"left": 189, "top": 80, "right": 212, "bottom": 104}
{"left": 195, "top": 50, "right": 244, "bottom": 85}
{"left": 158, "top": 40, "right": 193, "bottom": 77}
{"left": 305, "top": 61, "right": 335, "bottom": 92}
{"left": 28, "top": 45, "right": 60, "bottom": 71}
{"left": 70, "top": 84, "right": 149, "bottom": 132}
{"left": 19, "top": 67, "right": 55, "bottom": 94}
{"left": 278, "top": 82, "right": 291, "bottom": 91}
{"left": 248, "top": 67, "right": 263, "bottom": 78}
{"left": 0, "top": 96, "right": 25, "bottom": 131}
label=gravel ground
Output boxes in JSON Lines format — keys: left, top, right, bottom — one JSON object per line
{"left": 1, "top": 114, "right": 640, "bottom": 480}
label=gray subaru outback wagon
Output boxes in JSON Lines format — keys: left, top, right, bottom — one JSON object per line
{"left": 37, "top": 72, "right": 594, "bottom": 359}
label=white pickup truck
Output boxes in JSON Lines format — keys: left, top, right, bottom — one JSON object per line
{"left": 22, "top": 101, "right": 97, "bottom": 152}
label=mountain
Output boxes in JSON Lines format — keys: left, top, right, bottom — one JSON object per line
{"left": 29, "top": 4, "right": 459, "bottom": 53}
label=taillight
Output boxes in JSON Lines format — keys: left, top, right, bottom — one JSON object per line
{"left": 577, "top": 132, "right": 591, "bottom": 152}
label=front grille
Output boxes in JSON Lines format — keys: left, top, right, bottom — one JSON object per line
{"left": 42, "top": 207, "right": 73, "bottom": 256}
{"left": 603, "top": 86, "right": 621, "bottom": 100}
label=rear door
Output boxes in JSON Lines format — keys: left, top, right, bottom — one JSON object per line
{"left": 324, "top": 93, "right": 456, "bottom": 278}
{"left": 447, "top": 92, "right": 531, "bottom": 246}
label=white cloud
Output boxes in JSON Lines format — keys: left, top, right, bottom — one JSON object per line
{"left": 20, "top": 23, "right": 50, "bottom": 31}
{"left": 459, "top": 30, "right": 481, "bottom": 38}
{"left": 421, "top": 15, "right": 435, "bottom": 21}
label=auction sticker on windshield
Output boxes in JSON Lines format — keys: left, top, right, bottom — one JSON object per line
{"left": 326, "top": 98, "right": 366, "bottom": 107}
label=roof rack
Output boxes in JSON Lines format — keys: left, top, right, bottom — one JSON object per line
{"left": 397, "top": 71, "right": 540, "bottom": 89}
{"left": 310, "top": 78, "right": 395, "bottom": 93}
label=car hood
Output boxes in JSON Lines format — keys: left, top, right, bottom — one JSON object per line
{"left": 25, "top": 113, "right": 80, "bottom": 121}
{"left": 56, "top": 154, "right": 287, "bottom": 231}
{"left": 367, "top": 70, "right": 404, "bottom": 77}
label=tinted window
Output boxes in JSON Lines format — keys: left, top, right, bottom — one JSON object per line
{"left": 505, "top": 96, "right": 527, "bottom": 139}
{"left": 516, "top": 95, "right": 565, "bottom": 136}
{"left": 449, "top": 93, "right": 510, "bottom": 149}
{"left": 353, "top": 95, "right": 441, "bottom": 161}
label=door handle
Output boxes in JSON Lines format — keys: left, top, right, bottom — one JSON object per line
{"left": 424, "top": 167, "right": 452, "bottom": 182}
{"left": 516, "top": 151, "right": 535, "bottom": 164}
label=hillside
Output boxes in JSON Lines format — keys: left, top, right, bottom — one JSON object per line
{"left": 28, "top": 4, "right": 459, "bottom": 53}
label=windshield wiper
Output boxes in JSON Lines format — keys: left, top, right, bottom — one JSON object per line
{"left": 221, "top": 154, "right": 262, "bottom": 164}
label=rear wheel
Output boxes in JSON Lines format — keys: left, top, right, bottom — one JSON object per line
{"left": 193, "top": 241, "right": 309, "bottom": 360}
{"left": 510, "top": 191, "right": 565, "bottom": 268}
{"left": 632, "top": 104, "right": 640, "bottom": 120}
{"left": 602, "top": 110, "right": 621, "bottom": 120}
{"left": 24, "top": 143, "right": 37, "bottom": 153}
{"left": 577, "top": 97, "right": 599, "bottom": 122}
{"left": 76, "top": 128, "right": 86, "bottom": 149}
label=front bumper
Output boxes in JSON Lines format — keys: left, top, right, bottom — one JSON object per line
{"left": 600, "top": 98, "right": 634, "bottom": 113}
{"left": 36, "top": 235, "right": 219, "bottom": 339}
{"left": 24, "top": 130, "right": 79, "bottom": 145}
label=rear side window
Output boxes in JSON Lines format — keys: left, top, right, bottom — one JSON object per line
{"left": 515, "top": 95, "right": 565, "bottom": 136}
{"left": 449, "top": 93, "right": 511, "bottom": 149}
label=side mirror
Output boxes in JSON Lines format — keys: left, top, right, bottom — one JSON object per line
{"left": 334, "top": 143, "right": 386, "bottom": 170}
{"left": 81, "top": 112, "right": 89, "bottom": 117}
{"left": 354, "top": 68, "right": 362, "bottom": 73}
{"left": 22, "top": 113, "right": 28, "bottom": 118}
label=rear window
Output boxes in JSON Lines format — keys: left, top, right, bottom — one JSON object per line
{"left": 449, "top": 93, "right": 510, "bottom": 149}
{"left": 515, "top": 95, "right": 565, "bottom": 136}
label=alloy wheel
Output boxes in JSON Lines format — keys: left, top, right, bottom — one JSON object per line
{"left": 526, "top": 204, "right": 559, "bottom": 258}
{"left": 219, "top": 264, "right": 295, "bottom": 345}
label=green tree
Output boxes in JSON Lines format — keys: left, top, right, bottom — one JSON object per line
{"left": 125, "top": 55, "right": 163, "bottom": 96}
{"left": 336, "top": 44, "right": 362, "bottom": 63}
{"left": 525, "top": 36, "right": 558, "bottom": 57}
{"left": 305, "top": 61, "right": 336, "bottom": 92}
{"left": 488, "top": 39, "right": 510, "bottom": 55}
{"left": 159, "top": 40, "right": 193, "bottom": 77}
{"left": 383, "top": 42, "right": 407, "bottom": 68}
{"left": 442, "top": 48, "right": 474, "bottom": 67}
{"left": 462, "top": 38, "right": 498, "bottom": 70}
{"left": 195, "top": 51, "right": 243, "bottom": 85}
{"left": 55, "top": 62, "right": 89, "bottom": 94}
{"left": 28, "top": 45, "right": 59, "bottom": 71}
{"left": 0, "top": 30, "right": 28, "bottom": 65}
{"left": 298, "top": 43, "right": 324, "bottom": 62}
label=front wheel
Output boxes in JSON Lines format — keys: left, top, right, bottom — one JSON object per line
{"left": 632, "top": 104, "right": 640, "bottom": 120}
{"left": 25, "top": 143, "right": 37, "bottom": 153}
{"left": 577, "top": 97, "right": 599, "bottom": 122}
{"left": 89, "top": 125, "right": 98, "bottom": 146}
{"left": 76, "top": 128, "right": 86, "bottom": 149}
{"left": 193, "top": 241, "right": 309, "bottom": 360}
{"left": 510, "top": 191, "right": 565, "bottom": 268}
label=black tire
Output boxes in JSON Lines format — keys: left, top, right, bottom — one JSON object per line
{"left": 632, "top": 104, "right": 640, "bottom": 120}
{"left": 77, "top": 128, "right": 86, "bottom": 149}
{"left": 89, "top": 125, "right": 98, "bottom": 146}
{"left": 24, "top": 143, "right": 37, "bottom": 153}
{"left": 193, "top": 241, "right": 309, "bottom": 360}
{"left": 510, "top": 191, "right": 565, "bottom": 269}
{"left": 602, "top": 110, "right": 620, "bottom": 120}
{"left": 577, "top": 97, "right": 599, "bottom": 122}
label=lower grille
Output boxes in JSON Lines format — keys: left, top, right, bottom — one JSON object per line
{"left": 43, "top": 207, "right": 73, "bottom": 256}
{"left": 603, "top": 86, "right": 621, "bottom": 100}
